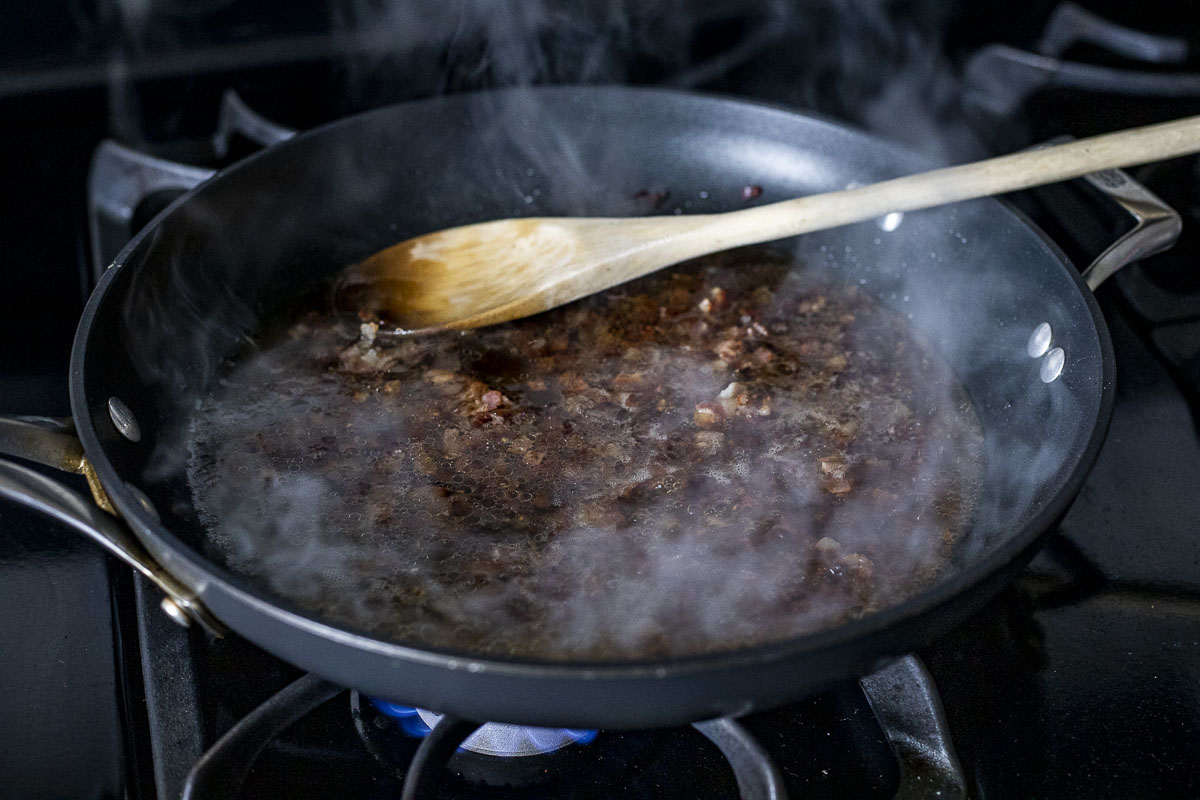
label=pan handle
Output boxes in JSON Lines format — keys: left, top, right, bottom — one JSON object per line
{"left": 0, "top": 415, "right": 225, "bottom": 636}
{"left": 1077, "top": 165, "right": 1181, "bottom": 290}
{"left": 1027, "top": 135, "right": 1182, "bottom": 289}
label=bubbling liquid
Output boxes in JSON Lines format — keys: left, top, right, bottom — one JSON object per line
{"left": 186, "top": 248, "right": 984, "bottom": 660}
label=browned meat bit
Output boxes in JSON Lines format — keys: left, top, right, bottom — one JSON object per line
{"left": 716, "top": 382, "right": 750, "bottom": 417}
{"left": 612, "top": 372, "right": 644, "bottom": 391}
{"left": 714, "top": 337, "right": 743, "bottom": 363}
{"left": 558, "top": 373, "right": 591, "bottom": 394}
{"left": 810, "top": 536, "right": 843, "bottom": 572}
{"left": 461, "top": 380, "right": 512, "bottom": 417}
{"left": 797, "top": 295, "right": 827, "bottom": 315}
{"left": 808, "top": 538, "right": 874, "bottom": 600}
{"left": 708, "top": 286, "right": 729, "bottom": 311}
{"left": 359, "top": 321, "right": 379, "bottom": 345}
{"left": 564, "top": 395, "right": 594, "bottom": 415}
{"left": 693, "top": 401, "right": 725, "bottom": 428}
{"left": 819, "top": 456, "right": 846, "bottom": 477}
{"left": 337, "top": 323, "right": 402, "bottom": 373}
{"left": 750, "top": 347, "right": 774, "bottom": 365}
{"left": 819, "top": 456, "right": 853, "bottom": 495}
{"left": 824, "top": 477, "right": 853, "bottom": 495}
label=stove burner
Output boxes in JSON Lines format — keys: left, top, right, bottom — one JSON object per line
{"left": 351, "top": 691, "right": 615, "bottom": 792}
{"left": 370, "top": 698, "right": 597, "bottom": 757}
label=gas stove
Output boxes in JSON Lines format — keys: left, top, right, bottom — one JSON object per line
{"left": 3, "top": 3, "right": 1200, "bottom": 798}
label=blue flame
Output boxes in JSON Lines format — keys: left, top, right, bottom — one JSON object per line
{"left": 571, "top": 729, "right": 599, "bottom": 745}
{"left": 368, "top": 698, "right": 598, "bottom": 754}
{"left": 370, "top": 698, "right": 432, "bottom": 738}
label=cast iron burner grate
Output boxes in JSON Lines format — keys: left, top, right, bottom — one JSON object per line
{"left": 172, "top": 656, "right": 963, "bottom": 800}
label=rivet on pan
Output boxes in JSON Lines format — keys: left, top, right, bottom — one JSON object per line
{"left": 159, "top": 596, "right": 192, "bottom": 628}
{"left": 1041, "top": 347, "right": 1065, "bottom": 383}
{"left": 125, "top": 483, "right": 160, "bottom": 522}
{"left": 1027, "top": 322, "right": 1052, "bottom": 358}
{"left": 107, "top": 397, "right": 141, "bottom": 442}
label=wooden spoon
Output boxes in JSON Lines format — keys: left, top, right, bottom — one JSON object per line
{"left": 341, "top": 115, "right": 1200, "bottom": 331}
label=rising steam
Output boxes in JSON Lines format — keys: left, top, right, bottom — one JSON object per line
{"left": 112, "top": 2, "right": 1090, "bottom": 663}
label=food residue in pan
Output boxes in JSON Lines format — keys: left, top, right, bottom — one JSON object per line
{"left": 185, "top": 247, "right": 984, "bottom": 660}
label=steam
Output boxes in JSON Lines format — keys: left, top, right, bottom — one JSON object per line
{"left": 180, "top": 255, "right": 986, "bottom": 660}
{"left": 330, "top": 0, "right": 984, "bottom": 160}
{"left": 109, "top": 2, "right": 1092, "bottom": 663}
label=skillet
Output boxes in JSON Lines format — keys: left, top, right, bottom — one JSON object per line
{"left": 0, "top": 86, "right": 1179, "bottom": 729}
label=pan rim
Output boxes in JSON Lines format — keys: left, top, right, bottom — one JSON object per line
{"left": 69, "top": 85, "right": 1115, "bottom": 683}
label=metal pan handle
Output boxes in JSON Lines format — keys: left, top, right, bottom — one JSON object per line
{"left": 1027, "top": 135, "right": 1182, "bottom": 290}
{"left": 1078, "top": 166, "right": 1181, "bottom": 290}
{"left": 0, "top": 416, "right": 224, "bottom": 636}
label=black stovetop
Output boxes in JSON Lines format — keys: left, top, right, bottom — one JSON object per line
{"left": 3, "top": 3, "right": 1200, "bottom": 798}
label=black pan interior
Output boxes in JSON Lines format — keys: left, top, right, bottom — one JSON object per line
{"left": 80, "top": 87, "right": 1105, "bottom": 657}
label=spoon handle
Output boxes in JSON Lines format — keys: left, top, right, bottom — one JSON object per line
{"left": 706, "top": 113, "right": 1200, "bottom": 247}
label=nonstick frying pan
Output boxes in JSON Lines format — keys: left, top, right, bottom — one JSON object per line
{"left": 0, "top": 87, "right": 1180, "bottom": 729}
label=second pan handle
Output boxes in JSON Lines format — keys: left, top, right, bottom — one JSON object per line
{"left": 1021, "top": 135, "right": 1181, "bottom": 290}
{"left": 0, "top": 415, "right": 224, "bottom": 636}
{"left": 1076, "top": 166, "right": 1180, "bottom": 290}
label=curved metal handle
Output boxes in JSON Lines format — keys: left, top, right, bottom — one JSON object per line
{"left": 1022, "top": 136, "right": 1182, "bottom": 290}
{"left": 0, "top": 416, "right": 224, "bottom": 636}
{"left": 1077, "top": 167, "right": 1181, "bottom": 290}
